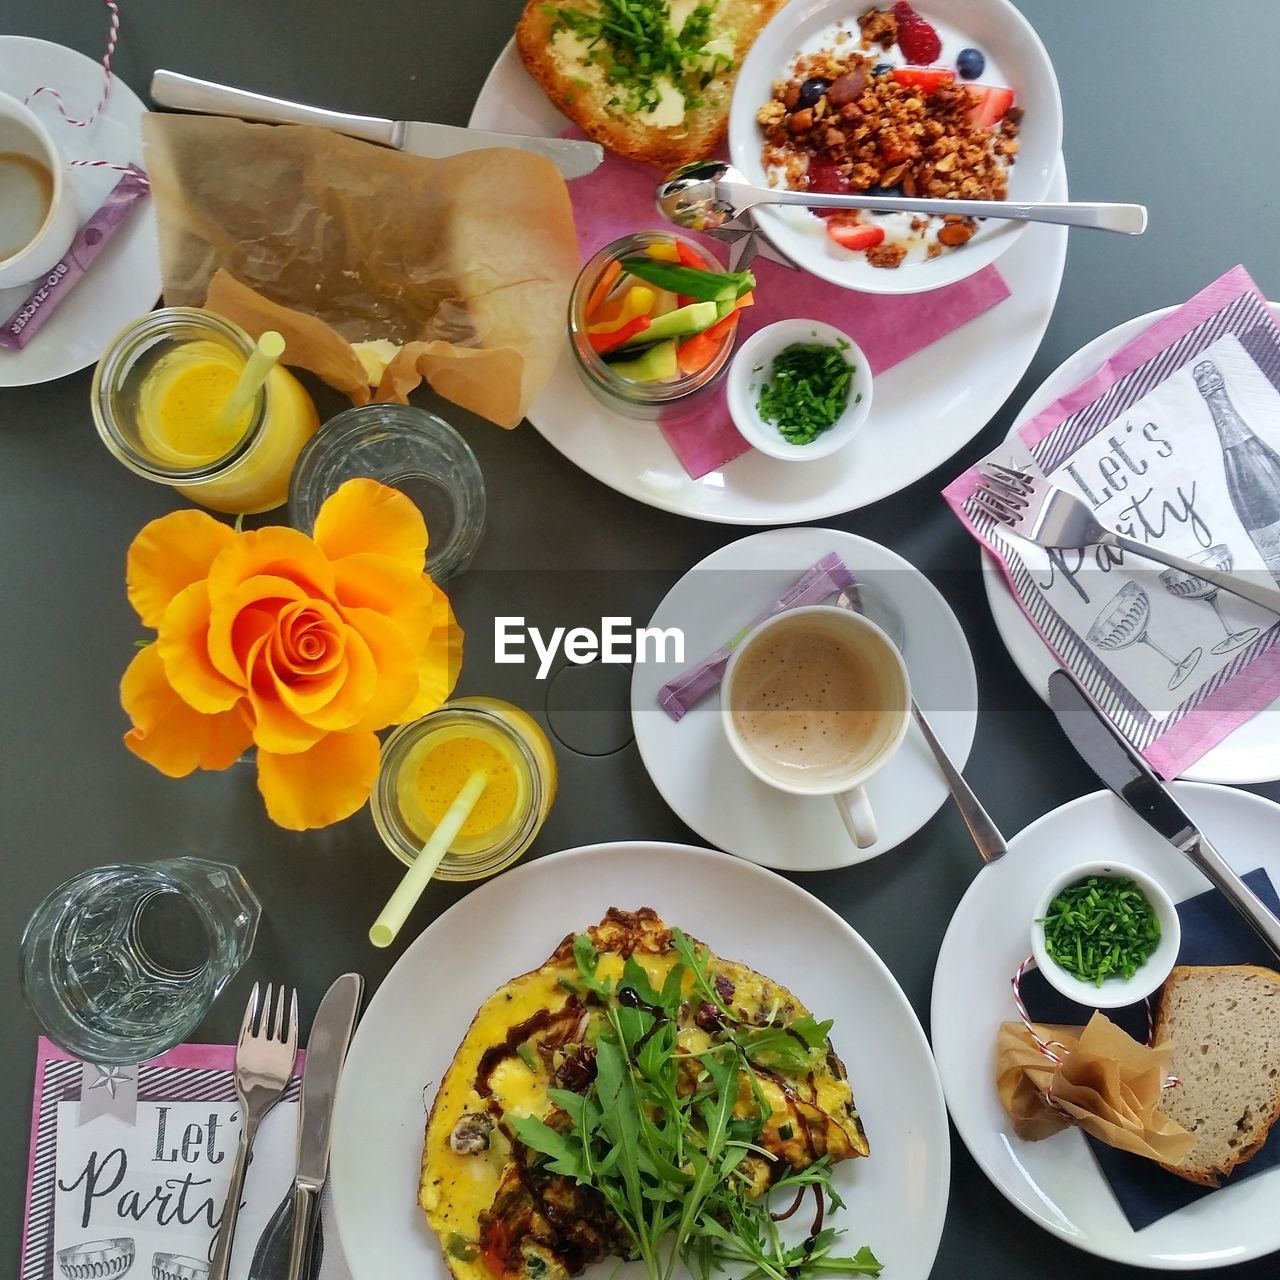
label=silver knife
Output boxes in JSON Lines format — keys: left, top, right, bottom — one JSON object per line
{"left": 1047, "top": 668, "right": 1280, "bottom": 963}
{"left": 149, "top": 70, "right": 604, "bottom": 180}
{"left": 287, "top": 973, "right": 365, "bottom": 1280}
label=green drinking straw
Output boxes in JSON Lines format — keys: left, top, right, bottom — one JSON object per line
{"left": 369, "top": 769, "right": 489, "bottom": 948}
{"left": 214, "top": 330, "right": 286, "bottom": 435}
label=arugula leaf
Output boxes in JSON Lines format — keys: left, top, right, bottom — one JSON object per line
{"left": 620, "top": 954, "right": 666, "bottom": 1008}
{"left": 572, "top": 933, "right": 613, "bottom": 996}
{"left": 507, "top": 1113, "right": 588, "bottom": 1182}
{"left": 740, "top": 1015, "right": 834, "bottom": 1072}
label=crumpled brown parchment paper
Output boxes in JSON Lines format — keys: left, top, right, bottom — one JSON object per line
{"left": 141, "top": 114, "right": 579, "bottom": 427}
{"left": 996, "top": 1013, "right": 1195, "bottom": 1163}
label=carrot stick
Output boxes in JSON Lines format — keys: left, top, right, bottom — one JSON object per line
{"left": 586, "top": 260, "right": 622, "bottom": 320}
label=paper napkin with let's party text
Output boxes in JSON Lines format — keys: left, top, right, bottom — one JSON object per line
{"left": 565, "top": 136, "right": 1010, "bottom": 480}
{"left": 944, "top": 265, "right": 1280, "bottom": 777}
{"left": 20, "top": 1039, "right": 352, "bottom": 1280}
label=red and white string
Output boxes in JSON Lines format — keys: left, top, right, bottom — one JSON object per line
{"left": 1010, "top": 955, "right": 1177, "bottom": 1108}
{"left": 24, "top": 0, "right": 119, "bottom": 128}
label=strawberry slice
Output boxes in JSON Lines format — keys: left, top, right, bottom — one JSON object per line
{"left": 807, "top": 159, "right": 851, "bottom": 195}
{"left": 892, "top": 1, "right": 942, "bottom": 64}
{"left": 891, "top": 67, "right": 955, "bottom": 93}
{"left": 966, "top": 84, "right": 1015, "bottom": 128}
{"left": 807, "top": 158, "right": 853, "bottom": 219}
{"left": 826, "top": 221, "right": 886, "bottom": 251}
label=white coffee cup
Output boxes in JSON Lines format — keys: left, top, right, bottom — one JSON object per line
{"left": 721, "top": 604, "right": 910, "bottom": 849}
{"left": 0, "top": 91, "right": 78, "bottom": 289}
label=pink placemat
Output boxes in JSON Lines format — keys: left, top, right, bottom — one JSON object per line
{"left": 944, "top": 265, "right": 1280, "bottom": 777}
{"left": 567, "top": 140, "right": 1011, "bottom": 479}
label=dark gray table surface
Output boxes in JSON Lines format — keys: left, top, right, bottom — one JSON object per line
{"left": 4, "top": 0, "right": 1279, "bottom": 1274}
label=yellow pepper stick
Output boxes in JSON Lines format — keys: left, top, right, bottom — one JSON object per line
{"left": 213, "top": 330, "right": 286, "bottom": 436}
{"left": 588, "top": 286, "right": 657, "bottom": 333}
{"left": 369, "top": 769, "right": 489, "bottom": 948}
{"left": 646, "top": 241, "right": 681, "bottom": 262}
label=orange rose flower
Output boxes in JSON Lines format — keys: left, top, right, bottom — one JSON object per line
{"left": 120, "top": 479, "right": 462, "bottom": 830}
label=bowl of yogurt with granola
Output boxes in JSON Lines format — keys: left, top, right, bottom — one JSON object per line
{"left": 728, "top": 0, "right": 1062, "bottom": 294}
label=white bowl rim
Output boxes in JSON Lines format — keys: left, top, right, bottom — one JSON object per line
{"left": 727, "top": 0, "right": 1065, "bottom": 295}
{"left": 1029, "top": 859, "right": 1182, "bottom": 1010}
{"left": 727, "top": 317, "right": 873, "bottom": 460}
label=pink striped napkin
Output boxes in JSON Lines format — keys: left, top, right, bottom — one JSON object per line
{"left": 944, "top": 266, "right": 1280, "bottom": 777}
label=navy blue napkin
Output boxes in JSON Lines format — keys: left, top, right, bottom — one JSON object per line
{"left": 1019, "top": 867, "right": 1280, "bottom": 1231}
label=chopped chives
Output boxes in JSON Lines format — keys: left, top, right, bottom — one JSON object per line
{"left": 756, "top": 341, "right": 855, "bottom": 445}
{"left": 1039, "top": 874, "right": 1161, "bottom": 986}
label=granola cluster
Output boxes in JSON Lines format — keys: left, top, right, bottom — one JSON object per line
{"left": 756, "top": 9, "right": 1023, "bottom": 268}
{"left": 857, "top": 6, "right": 899, "bottom": 49}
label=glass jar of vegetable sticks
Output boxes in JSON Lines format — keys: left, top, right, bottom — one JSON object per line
{"left": 569, "top": 231, "right": 743, "bottom": 421}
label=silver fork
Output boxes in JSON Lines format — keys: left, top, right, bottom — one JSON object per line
{"left": 971, "top": 463, "right": 1280, "bottom": 615}
{"left": 835, "top": 587, "right": 1006, "bottom": 863}
{"left": 211, "top": 983, "right": 299, "bottom": 1280}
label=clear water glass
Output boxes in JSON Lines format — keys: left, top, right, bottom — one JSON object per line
{"left": 20, "top": 857, "right": 260, "bottom": 1064}
{"left": 288, "top": 403, "right": 486, "bottom": 581}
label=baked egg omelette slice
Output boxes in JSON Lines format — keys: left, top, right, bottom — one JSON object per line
{"left": 421, "top": 908, "right": 868, "bottom": 1280}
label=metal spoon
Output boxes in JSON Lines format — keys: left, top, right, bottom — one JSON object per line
{"left": 834, "top": 587, "right": 1007, "bottom": 864}
{"left": 657, "top": 160, "right": 1147, "bottom": 235}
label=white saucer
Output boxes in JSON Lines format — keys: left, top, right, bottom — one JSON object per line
{"left": 932, "top": 783, "right": 1280, "bottom": 1268}
{"left": 0, "top": 37, "right": 161, "bottom": 387}
{"left": 982, "top": 302, "right": 1280, "bottom": 784}
{"left": 630, "top": 527, "right": 977, "bottom": 870}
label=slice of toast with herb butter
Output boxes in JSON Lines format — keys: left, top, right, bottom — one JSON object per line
{"left": 516, "top": 0, "right": 788, "bottom": 168}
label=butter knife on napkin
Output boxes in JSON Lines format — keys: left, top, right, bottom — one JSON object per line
{"left": 150, "top": 71, "right": 604, "bottom": 179}
{"left": 286, "top": 973, "right": 364, "bottom": 1280}
{"left": 1047, "top": 667, "right": 1280, "bottom": 963}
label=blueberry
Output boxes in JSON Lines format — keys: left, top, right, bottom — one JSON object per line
{"left": 872, "top": 62, "right": 893, "bottom": 76}
{"left": 865, "top": 184, "right": 902, "bottom": 214}
{"left": 956, "top": 47, "right": 985, "bottom": 79}
{"left": 796, "top": 77, "right": 832, "bottom": 109}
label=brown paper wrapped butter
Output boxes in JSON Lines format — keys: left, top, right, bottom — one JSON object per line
{"left": 141, "top": 114, "right": 579, "bottom": 427}
{"left": 996, "top": 1013, "right": 1195, "bottom": 1163}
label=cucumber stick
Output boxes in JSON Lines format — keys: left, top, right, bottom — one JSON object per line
{"left": 619, "top": 301, "right": 719, "bottom": 347}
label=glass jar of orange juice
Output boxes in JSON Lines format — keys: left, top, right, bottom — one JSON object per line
{"left": 372, "top": 698, "right": 558, "bottom": 882}
{"left": 91, "top": 308, "right": 319, "bottom": 515}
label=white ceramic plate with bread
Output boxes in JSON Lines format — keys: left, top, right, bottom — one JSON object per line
{"left": 931, "top": 783, "right": 1280, "bottom": 1269}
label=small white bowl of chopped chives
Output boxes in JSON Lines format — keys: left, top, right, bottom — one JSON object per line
{"left": 727, "top": 319, "right": 872, "bottom": 461}
{"left": 1030, "top": 861, "right": 1181, "bottom": 1009}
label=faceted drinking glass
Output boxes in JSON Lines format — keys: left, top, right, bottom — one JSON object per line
{"left": 19, "top": 857, "right": 260, "bottom": 1064}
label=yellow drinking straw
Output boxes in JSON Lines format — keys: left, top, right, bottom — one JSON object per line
{"left": 214, "top": 330, "right": 286, "bottom": 435}
{"left": 369, "top": 769, "right": 489, "bottom": 948}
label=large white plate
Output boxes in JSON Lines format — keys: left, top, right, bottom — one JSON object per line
{"left": 983, "top": 303, "right": 1280, "bottom": 784}
{"left": 331, "top": 841, "right": 951, "bottom": 1280}
{"left": 0, "top": 37, "right": 161, "bottom": 387}
{"left": 631, "top": 527, "right": 976, "bottom": 869}
{"left": 469, "top": 41, "right": 1067, "bottom": 523}
{"left": 931, "top": 783, "right": 1280, "bottom": 1269}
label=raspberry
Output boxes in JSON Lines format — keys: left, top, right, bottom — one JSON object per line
{"left": 892, "top": 1, "right": 942, "bottom": 65}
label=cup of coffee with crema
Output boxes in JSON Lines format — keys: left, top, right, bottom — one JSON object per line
{"left": 0, "top": 91, "right": 78, "bottom": 290}
{"left": 722, "top": 605, "right": 910, "bottom": 850}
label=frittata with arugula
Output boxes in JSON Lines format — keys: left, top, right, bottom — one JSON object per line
{"left": 421, "top": 908, "right": 877, "bottom": 1280}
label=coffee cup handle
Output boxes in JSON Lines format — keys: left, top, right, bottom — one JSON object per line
{"left": 834, "top": 786, "right": 876, "bottom": 849}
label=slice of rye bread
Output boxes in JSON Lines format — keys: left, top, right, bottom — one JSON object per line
{"left": 1156, "top": 964, "right": 1280, "bottom": 1186}
{"left": 516, "top": 0, "right": 789, "bottom": 168}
